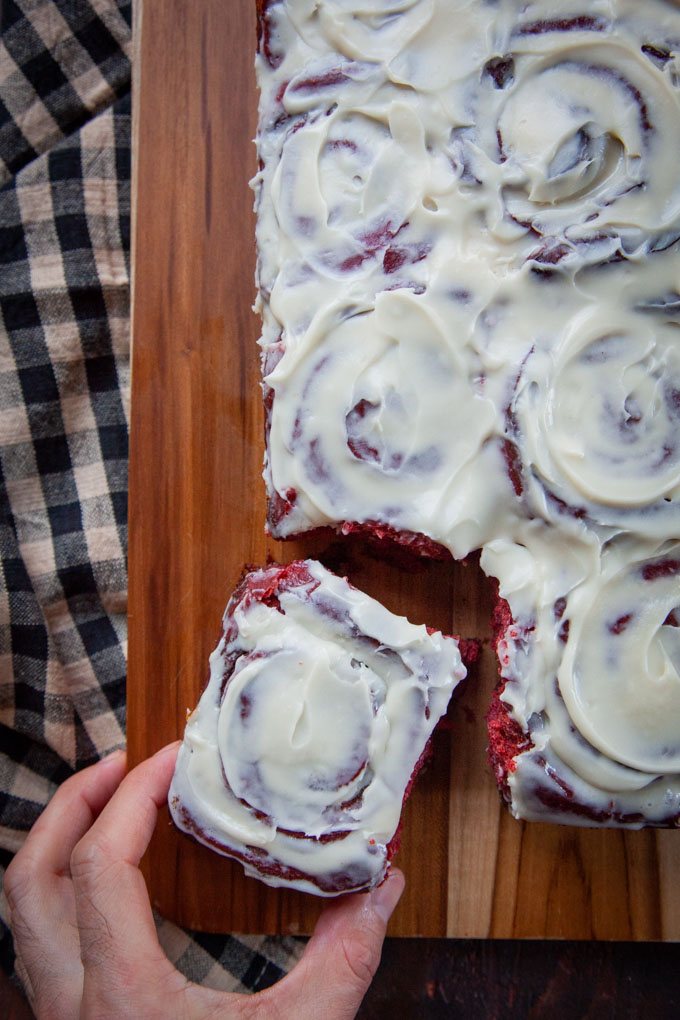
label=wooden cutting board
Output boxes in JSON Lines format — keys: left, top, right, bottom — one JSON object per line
{"left": 127, "top": 0, "right": 680, "bottom": 938}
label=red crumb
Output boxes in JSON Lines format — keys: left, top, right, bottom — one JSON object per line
{"left": 458, "top": 638, "right": 481, "bottom": 667}
{"left": 486, "top": 590, "right": 534, "bottom": 800}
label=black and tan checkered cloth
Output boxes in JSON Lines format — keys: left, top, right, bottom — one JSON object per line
{"left": 0, "top": 0, "right": 302, "bottom": 996}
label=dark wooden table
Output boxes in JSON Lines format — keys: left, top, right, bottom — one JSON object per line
{"left": 360, "top": 940, "right": 680, "bottom": 1018}
{"left": 3, "top": 939, "right": 679, "bottom": 1018}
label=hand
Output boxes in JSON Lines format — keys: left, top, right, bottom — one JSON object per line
{"left": 4, "top": 743, "right": 404, "bottom": 1019}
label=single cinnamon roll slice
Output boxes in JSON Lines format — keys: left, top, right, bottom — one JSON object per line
{"left": 169, "top": 559, "right": 466, "bottom": 895}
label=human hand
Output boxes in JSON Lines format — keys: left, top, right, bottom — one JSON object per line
{"left": 3, "top": 743, "right": 404, "bottom": 1019}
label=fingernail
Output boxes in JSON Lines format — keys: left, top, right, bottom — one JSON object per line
{"left": 370, "top": 869, "right": 405, "bottom": 924}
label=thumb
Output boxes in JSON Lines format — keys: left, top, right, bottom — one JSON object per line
{"left": 259, "top": 869, "right": 404, "bottom": 1020}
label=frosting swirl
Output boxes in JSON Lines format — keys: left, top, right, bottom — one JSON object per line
{"left": 558, "top": 544, "right": 680, "bottom": 773}
{"left": 218, "top": 644, "right": 378, "bottom": 831}
{"left": 448, "top": 11, "right": 680, "bottom": 264}
{"left": 511, "top": 304, "right": 680, "bottom": 533}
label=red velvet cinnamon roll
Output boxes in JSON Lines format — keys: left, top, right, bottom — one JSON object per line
{"left": 262, "top": 288, "right": 499, "bottom": 557}
{"left": 169, "top": 560, "right": 466, "bottom": 894}
{"left": 484, "top": 539, "right": 680, "bottom": 826}
{"left": 448, "top": 4, "right": 680, "bottom": 269}
{"left": 505, "top": 300, "right": 680, "bottom": 537}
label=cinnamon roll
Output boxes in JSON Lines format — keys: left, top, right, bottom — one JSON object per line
{"left": 507, "top": 302, "right": 680, "bottom": 537}
{"left": 169, "top": 560, "right": 466, "bottom": 894}
{"left": 484, "top": 538, "right": 680, "bottom": 826}
{"left": 264, "top": 288, "right": 498, "bottom": 556}
{"left": 448, "top": 3, "right": 680, "bottom": 268}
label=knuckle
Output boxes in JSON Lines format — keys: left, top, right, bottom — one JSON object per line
{"left": 70, "top": 831, "right": 114, "bottom": 884}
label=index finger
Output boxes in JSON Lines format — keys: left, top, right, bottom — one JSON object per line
{"left": 69, "top": 742, "right": 182, "bottom": 999}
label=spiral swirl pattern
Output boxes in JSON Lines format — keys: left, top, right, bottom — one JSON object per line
{"left": 457, "top": 40, "right": 680, "bottom": 264}
{"left": 559, "top": 545, "right": 680, "bottom": 773}
{"left": 511, "top": 306, "right": 680, "bottom": 534}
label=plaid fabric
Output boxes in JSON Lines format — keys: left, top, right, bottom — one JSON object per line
{"left": 0, "top": 0, "right": 302, "bottom": 997}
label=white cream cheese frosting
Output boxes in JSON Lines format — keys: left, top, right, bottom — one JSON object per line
{"left": 169, "top": 560, "right": 466, "bottom": 893}
{"left": 254, "top": 0, "right": 680, "bottom": 824}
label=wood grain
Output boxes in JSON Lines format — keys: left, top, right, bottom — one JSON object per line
{"left": 128, "top": 0, "right": 680, "bottom": 938}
